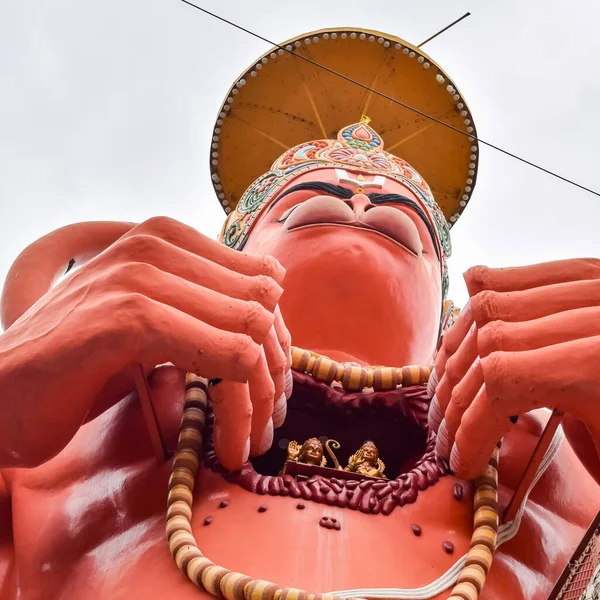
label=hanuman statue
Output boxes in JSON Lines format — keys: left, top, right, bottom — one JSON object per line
{"left": 0, "top": 26, "right": 598, "bottom": 600}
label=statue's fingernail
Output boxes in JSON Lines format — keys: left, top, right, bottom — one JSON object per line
{"left": 259, "top": 420, "right": 274, "bottom": 454}
{"left": 428, "top": 395, "right": 443, "bottom": 431}
{"left": 273, "top": 393, "right": 287, "bottom": 428}
{"left": 242, "top": 437, "right": 250, "bottom": 464}
{"left": 436, "top": 420, "right": 451, "bottom": 459}
{"left": 427, "top": 368, "right": 438, "bottom": 397}
{"left": 285, "top": 369, "right": 293, "bottom": 399}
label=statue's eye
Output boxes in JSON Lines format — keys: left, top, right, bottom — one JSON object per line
{"left": 275, "top": 204, "right": 300, "bottom": 223}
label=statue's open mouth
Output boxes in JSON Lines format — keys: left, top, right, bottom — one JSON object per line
{"left": 203, "top": 373, "right": 449, "bottom": 515}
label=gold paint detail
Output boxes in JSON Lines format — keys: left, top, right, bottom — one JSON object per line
{"left": 344, "top": 441, "right": 387, "bottom": 478}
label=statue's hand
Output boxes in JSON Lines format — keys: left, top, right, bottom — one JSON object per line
{"left": 0, "top": 217, "right": 291, "bottom": 470}
{"left": 427, "top": 259, "right": 600, "bottom": 480}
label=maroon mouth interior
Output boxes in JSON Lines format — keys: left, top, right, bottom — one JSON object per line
{"left": 203, "top": 373, "right": 448, "bottom": 514}
{"left": 251, "top": 372, "right": 429, "bottom": 479}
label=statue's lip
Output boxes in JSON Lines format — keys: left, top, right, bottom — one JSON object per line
{"left": 286, "top": 221, "right": 421, "bottom": 257}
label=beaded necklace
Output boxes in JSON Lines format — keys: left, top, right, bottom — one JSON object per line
{"left": 166, "top": 351, "right": 500, "bottom": 600}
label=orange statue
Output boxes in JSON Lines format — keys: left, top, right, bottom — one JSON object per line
{"left": 0, "top": 28, "right": 599, "bottom": 600}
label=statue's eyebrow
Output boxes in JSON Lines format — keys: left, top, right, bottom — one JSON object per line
{"left": 266, "top": 182, "right": 354, "bottom": 214}
{"left": 368, "top": 193, "right": 440, "bottom": 261}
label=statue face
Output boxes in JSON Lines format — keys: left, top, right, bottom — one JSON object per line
{"left": 302, "top": 439, "right": 323, "bottom": 463}
{"left": 242, "top": 167, "right": 443, "bottom": 366}
{"left": 361, "top": 442, "right": 378, "bottom": 462}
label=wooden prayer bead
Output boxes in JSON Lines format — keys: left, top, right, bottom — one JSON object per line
{"left": 169, "top": 467, "right": 195, "bottom": 490}
{"left": 291, "top": 348, "right": 311, "bottom": 372}
{"left": 168, "top": 484, "right": 194, "bottom": 507}
{"left": 244, "top": 579, "right": 281, "bottom": 600}
{"left": 167, "top": 500, "right": 193, "bottom": 521}
{"left": 181, "top": 407, "right": 206, "bottom": 429}
{"left": 448, "top": 581, "right": 478, "bottom": 600}
{"left": 474, "top": 506, "right": 498, "bottom": 530}
{"left": 166, "top": 515, "right": 193, "bottom": 539}
{"left": 187, "top": 556, "right": 215, "bottom": 588}
{"left": 178, "top": 427, "right": 203, "bottom": 452}
{"left": 220, "top": 572, "right": 254, "bottom": 600}
{"left": 475, "top": 465, "right": 498, "bottom": 489}
{"left": 185, "top": 386, "right": 209, "bottom": 410}
{"left": 490, "top": 446, "right": 500, "bottom": 468}
{"left": 185, "top": 372, "right": 209, "bottom": 389}
{"left": 457, "top": 564, "right": 487, "bottom": 593}
{"left": 175, "top": 544, "right": 203, "bottom": 572}
{"left": 278, "top": 588, "right": 309, "bottom": 600}
{"left": 312, "top": 357, "right": 338, "bottom": 384}
{"left": 305, "top": 356, "right": 316, "bottom": 374}
{"left": 465, "top": 544, "right": 493, "bottom": 574}
{"left": 470, "top": 525, "right": 497, "bottom": 551}
{"left": 473, "top": 485, "right": 498, "bottom": 511}
{"left": 372, "top": 367, "right": 398, "bottom": 390}
{"left": 173, "top": 448, "right": 199, "bottom": 473}
{"left": 401, "top": 365, "right": 422, "bottom": 386}
{"left": 201, "top": 565, "right": 231, "bottom": 597}
{"left": 365, "top": 369, "right": 374, "bottom": 389}
{"left": 341, "top": 365, "right": 368, "bottom": 391}
{"left": 169, "top": 530, "right": 197, "bottom": 556}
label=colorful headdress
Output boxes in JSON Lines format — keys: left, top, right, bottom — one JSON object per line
{"left": 218, "top": 120, "right": 452, "bottom": 296}
{"left": 220, "top": 120, "right": 450, "bottom": 253}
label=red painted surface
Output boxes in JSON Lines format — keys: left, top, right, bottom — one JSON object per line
{"left": 0, "top": 168, "right": 598, "bottom": 598}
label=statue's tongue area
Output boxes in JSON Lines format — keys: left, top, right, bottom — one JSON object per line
{"left": 251, "top": 372, "right": 430, "bottom": 479}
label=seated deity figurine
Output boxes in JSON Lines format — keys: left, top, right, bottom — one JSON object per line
{"left": 295, "top": 438, "right": 326, "bottom": 466}
{"left": 0, "top": 27, "right": 599, "bottom": 600}
{"left": 284, "top": 438, "right": 327, "bottom": 471}
{"left": 344, "top": 441, "right": 386, "bottom": 479}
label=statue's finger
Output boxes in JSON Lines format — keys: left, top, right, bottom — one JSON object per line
{"left": 429, "top": 323, "right": 478, "bottom": 432}
{"left": 248, "top": 349, "right": 275, "bottom": 456}
{"left": 478, "top": 306, "right": 600, "bottom": 357}
{"left": 107, "top": 235, "right": 283, "bottom": 312}
{"left": 132, "top": 299, "right": 261, "bottom": 383}
{"left": 103, "top": 263, "right": 275, "bottom": 345}
{"left": 470, "top": 279, "right": 600, "bottom": 328}
{"left": 464, "top": 258, "right": 600, "bottom": 297}
{"left": 264, "top": 326, "right": 287, "bottom": 403}
{"left": 449, "top": 386, "right": 510, "bottom": 480}
{"left": 436, "top": 360, "right": 484, "bottom": 459}
{"left": 125, "top": 217, "right": 286, "bottom": 284}
{"left": 434, "top": 300, "right": 473, "bottom": 380}
{"left": 210, "top": 380, "right": 252, "bottom": 471}
{"left": 273, "top": 306, "right": 292, "bottom": 371}
{"left": 481, "top": 336, "right": 600, "bottom": 423}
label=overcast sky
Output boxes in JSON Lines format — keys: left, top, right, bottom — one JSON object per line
{"left": 1, "top": 0, "right": 599, "bottom": 309}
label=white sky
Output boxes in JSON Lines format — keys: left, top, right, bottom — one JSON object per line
{"left": 1, "top": 0, "right": 599, "bottom": 308}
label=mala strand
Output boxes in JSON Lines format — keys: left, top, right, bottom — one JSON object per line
{"left": 290, "top": 347, "right": 430, "bottom": 392}
{"left": 166, "top": 373, "right": 500, "bottom": 600}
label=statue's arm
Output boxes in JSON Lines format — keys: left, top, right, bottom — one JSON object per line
{"left": 0, "top": 218, "right": 290, "bottom": 470}
{"left": 428, "top": 258, "right": 600, "bottom": 481}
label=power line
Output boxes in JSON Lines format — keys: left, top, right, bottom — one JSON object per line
{"left": 418, "top": 12, "right": 471, "bottom": 48}
{"left": 178, "top": 0, "right": 600, "bottom": 199}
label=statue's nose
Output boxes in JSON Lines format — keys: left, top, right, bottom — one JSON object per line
{"left": 345, "top": 193, "right": 373, "bottom": 217}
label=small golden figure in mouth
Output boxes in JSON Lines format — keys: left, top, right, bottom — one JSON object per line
{"left": 345, "top": 440, "right": 387, "bottom": 479}
{"left": 285, "top": 437, "right": 327, "bottom": 470}
{"left": 281, "top": 438, "right": 343, "bottom": 475}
